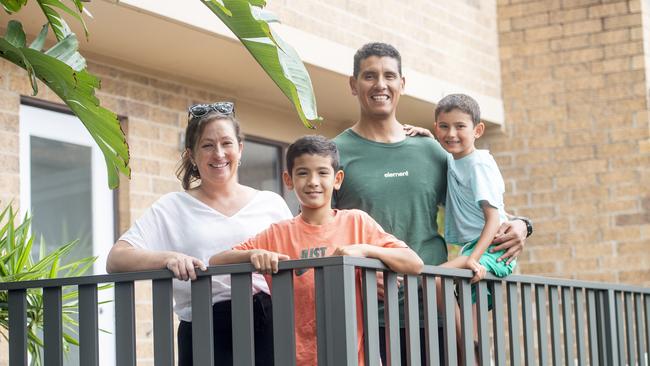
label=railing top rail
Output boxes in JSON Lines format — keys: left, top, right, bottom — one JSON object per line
{"left": 1, "top": 256, "right": 649, "bottom": 294}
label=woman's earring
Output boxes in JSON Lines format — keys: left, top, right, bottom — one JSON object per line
{"left": 238, "top": 161, "right": 242, "bottom": 167}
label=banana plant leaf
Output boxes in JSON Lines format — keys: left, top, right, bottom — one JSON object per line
{"left": 203, "top": 0, "right": 321, "bottom": 128}
{"left": 0, "top": 20, "right": 130, "bottom": 188}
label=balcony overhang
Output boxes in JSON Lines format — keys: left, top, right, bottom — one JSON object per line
{"left": 6, "top": 0, "right": 504, "bottom": 129}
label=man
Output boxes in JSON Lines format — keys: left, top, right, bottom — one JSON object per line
{"left": 333, "top": 42, "right": 530, "bottom": 364}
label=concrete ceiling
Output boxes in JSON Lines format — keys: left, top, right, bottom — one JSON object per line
{"left": 5, "top": 0, "right": 440, "bottom": 130}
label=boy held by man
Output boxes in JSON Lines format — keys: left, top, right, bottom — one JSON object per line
{"left": 406, "top": 93, "right": 516, "bottom": 363}
{"left": 210, "top": 135, "right": 423, "bottom": 366}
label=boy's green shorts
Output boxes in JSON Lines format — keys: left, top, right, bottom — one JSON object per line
{"left": 458, "top": 239, "right": 517, "bottom": 306}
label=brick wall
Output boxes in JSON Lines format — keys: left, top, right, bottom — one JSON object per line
{"left": 267, "top": 0, "right": 502, "bottom": 99}
{"left": 494, "top": 0, "right": 650, "bottom": 286}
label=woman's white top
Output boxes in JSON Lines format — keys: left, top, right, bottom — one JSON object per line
{"left": 119, "top": 190, "right": 293, "bottom": 321}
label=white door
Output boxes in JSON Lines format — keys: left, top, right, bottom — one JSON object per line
{"left": 19, "top": 104, "right": 116, "bottom": 365}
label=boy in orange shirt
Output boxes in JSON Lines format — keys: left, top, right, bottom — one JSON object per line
{"left": 210, "top": 135, "right": 423, "bottom": 365}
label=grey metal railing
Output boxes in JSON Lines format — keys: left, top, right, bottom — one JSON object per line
{"left": 1, "top": 256, "right": 649, "bottom": 366}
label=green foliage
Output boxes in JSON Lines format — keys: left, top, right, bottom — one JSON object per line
{"left": 0, "top": 19, "right": 130, "bottom": 189}
{"left": 0, "top": 203, "right": 100, "bottom": 365}
{"left": 203, "top": 0, "right": 321, "bottom": 128}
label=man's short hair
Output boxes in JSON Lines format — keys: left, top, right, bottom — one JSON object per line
{"left": 434, "top": 94, "right": 481, "bottom": 126}
{"left": 286, "top": 135, "right": 340, "bottom": 173}
{"left": 353, "top": 42, "right": 402, "bottom": 78}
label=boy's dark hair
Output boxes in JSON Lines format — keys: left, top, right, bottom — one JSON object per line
{"left": 286, "top": 135, "right": 340, "bottom": 173}
{"left": 353, "top": 42, "right": 402, "bottom": 78}
{"left": 434, "top": 93, "right": 481, "bottom": 126}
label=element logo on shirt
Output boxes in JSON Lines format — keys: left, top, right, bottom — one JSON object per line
{"left": 295, "top": 246, "right": 328, "bottom": 276}
{"left": 384, "top": 170, "right": 409, "bottom": 178}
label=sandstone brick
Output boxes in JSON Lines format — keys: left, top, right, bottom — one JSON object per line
{"left": 556, "top": 173, "right": 597, "bottom": 188}
{"left": 563, "top": 19, "right": 603, "bottom": 36}
{"left": 528, "top": 134, "right": 566, "bottom": 149}
{"left": 614, "top": 184, "right": 649, "bottom": 198}
{"left": 523, "top": 261, "right": 558, "bottom": 275}
{"left": 560, "top": 230, "right": 599, "bottom": 244}
{"left": 561, "top": 0, "right": 600, "bottom": 10}
{"left": 602, "top": 226, "right": 641, "bottom": 241}
{"left": 550, "top": 35, "right": 591, "bottom": 51}
{"left": 550, "top": 7, "right": 588, "bottom": 23}
{"left": 577, "top": 272, "right": 618, "bottom": 282}
{"left": 597, "top": 170, "right": 639, "bottom": 185}
{"left": 603, "top": 13, "right": 642, "bottom": 30}
{"left": 590, "top": 28, "right": 630, "bottom": 45}
{"left": 570, "top": 185, "right": 609, "bottom": 202}
{"left": 128, "top": 84, "right": 160, "bottom": 105}
{"left": 560, "top": 47, "right": 604, "bottom": 64}
{"left": 598, "top": 199, "right": 638, "bottom": 213}
{"left": 530, "top": 245, "right": 567, "bottom": 261}
{"left": 619, "top": 270, "right": 650, "bottom": 286}
{"left": 512, "top": 12, "right": 550, "bottom": 30}
{"left": 574, "top": 242, "right": 615, "bottom": 257}
{"left": 566, "top": 130, "right": 608, "bottom": 146}
{"left": 604, "top": 41, "right": 644, "bottom": 58}
{"left": 525, "top": 25, "right": 564, "bottom": 41}
{"left": 629, "top": 0, "right": 642, "bottom": 13}
{"left": 591, "top": 57, "right": 632, "bottom": 73}
{"left": 0, "top": 90, "right": 19, "bottom": 112}
{"left": 555, "top": 145, "right": 595, "bottom": 161}
{"left": 615, "top": 213, "right": 650, "bottom": 226}
{"left": 515, "top": 176, "right": 555, "bottom": 191}
{"left": 588, "top": 2, "right": 629, "bottom": 18}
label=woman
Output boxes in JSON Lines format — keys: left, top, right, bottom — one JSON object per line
{"left": 106, "top": 102, "right": 292, "bottom": 366}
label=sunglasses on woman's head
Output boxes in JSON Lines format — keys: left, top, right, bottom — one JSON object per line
{"left": 188, "top": 102, "right": 235, "bottom": 119}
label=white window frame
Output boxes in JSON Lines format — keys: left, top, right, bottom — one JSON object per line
{"left": 19, "top": 102, "right": 116, "bottom": 365}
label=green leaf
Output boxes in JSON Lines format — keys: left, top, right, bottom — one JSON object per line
{"left": 36, "top": 0, "right": 89, "bottom": 41}
{"left": 29, "top": 24, "right": 49, "bottom": 51}
{"left": 203, "top": 0, "right": 320, "bottom": 128}
{"left": 0, "top": 21, "right": 131, "bottom": 188}
{"left": 6, "top": 20, "right": 26, "bottom": 48}
{"left": 1, "top": 0, "right": 28, "bottom": 13}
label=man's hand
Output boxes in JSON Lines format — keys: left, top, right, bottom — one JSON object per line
{"left": 165, "top": 253, "right": 207, "bottom": 281}
{"left": 250, "top": 250, "right": 290, "bottom": 274}
{"left": 490, "top": 219, "right": 527, "bottom": 265}
{"left": 403, "top": 124, "right": 434, "bottom": 138}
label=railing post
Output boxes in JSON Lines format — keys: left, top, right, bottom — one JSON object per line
{"left": 8, "top": 289, "right": 27, "bottom": 366}
{"left": 422, "top": 275, "right": 440, "bottom": 366}
{"left": 274, "top": 269, "right": 296, "bottom": 366}
{"left": 43, "top": 286, "right": 63, "bottom": 366}
{"left": 441, "top": 277, "right": 457, "bottom": 366}
{"left": 322, "top": 262, "right": 357, "bottom": 366}
{"left": 384, "top": 270, "right": 401, "bottom": 366}
{"left": 362, "top": 269, "right": 380, "bottom": 366}
{"left": 115, "top": 281, "right": 136, "bottom": 366}
{"left": 191, "top": 276, "right": 214, "bottom": 366}
{"left": 79, "top": 284, "right": 99, "bottom": 366}
{"left": 152, "top": 278, "right": 174, "bottom": 366}
{"left": 602, "top": 289, "right": 620, "bottom": 366}
{"left": 231, "top": 273, "right": 255, "bottom": 366}
{"left": 405, "top": 275, "right": 422, "bottom": 366}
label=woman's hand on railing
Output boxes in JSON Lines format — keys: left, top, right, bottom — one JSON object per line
{"left": 165, "top": 253, "right": 207, "bottom": 281}
{"left": 249, "top": 250, "right": 290, "bottom": 274}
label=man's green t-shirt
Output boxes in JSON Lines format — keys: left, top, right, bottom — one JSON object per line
{"left": 333, "top": 128, "right": 449, "bottom": 328}
{"left": 334, "top": 128, "right": 448, "bottom": 265}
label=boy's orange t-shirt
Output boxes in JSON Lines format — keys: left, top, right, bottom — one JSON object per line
{"left": 233, "top": 209, "right": 408, "bottom": 366}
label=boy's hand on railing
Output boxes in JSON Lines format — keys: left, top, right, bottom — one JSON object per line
{"left": 466, "top": 258, "right": 486, "bottom": 284}
{"left": 332, "top": 244, "right": 368, "bottom": 257}
{"left": 165, "top": 253, "right": 207, "bottom": 281}
{"left": 250, "top": 250, "right": 290, "bottom": 274}
{"left": 490, "top": 219, "right": 527, "bottom": 265}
